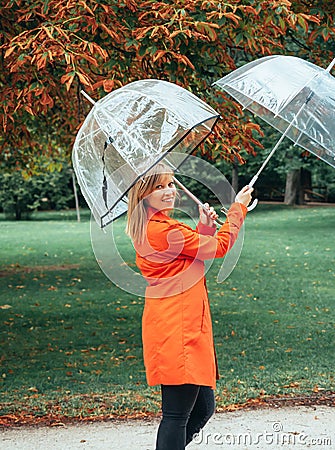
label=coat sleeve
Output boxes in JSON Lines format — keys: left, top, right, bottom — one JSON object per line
{"left": 158, "top": 202, "right": 247, "bottom": 261}
{"left": 196, "top": 222, "right": 217, "bottom": 236}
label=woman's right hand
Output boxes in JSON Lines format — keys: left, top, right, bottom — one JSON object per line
{"left": 235, "top": 185, "right": 254, "bottom": 207}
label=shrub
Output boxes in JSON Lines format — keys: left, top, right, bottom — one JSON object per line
{"left": 0, "top": 168, "right": 75, "bottom": 219}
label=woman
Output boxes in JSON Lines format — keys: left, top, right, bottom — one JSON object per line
{"left": 126, "top": 163, "right": 253, "bottom": 449}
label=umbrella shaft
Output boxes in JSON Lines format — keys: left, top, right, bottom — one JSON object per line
{"left": 250, "top": 130, "right": 287, "bottom": 186}
{"left": 173, "top": 177, "right": 224, "bottom": 226}
{"left": 250, "top": 97, "right": 309, "bottom": 187}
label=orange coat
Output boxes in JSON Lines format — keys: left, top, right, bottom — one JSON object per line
{"left": 134, "top": 202, "right": 247, "bottom": 389}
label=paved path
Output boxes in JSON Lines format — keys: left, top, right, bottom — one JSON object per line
{"left": 1, "top": 406, "right": 334, "bottom": 449}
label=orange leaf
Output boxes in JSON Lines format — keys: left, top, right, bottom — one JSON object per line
{"left": 224, "top": 12, "right": 241, "bottom": 25}
{"left": 36, "top": 54, "right": 48, "bottom": 71}
{"left": 24, "top": 105, "right": 35, "bottom": 115}
{"left": 153, "top": 50, "right": 167, "bottom": 62}
{"left": 231, "top": 134, "right": 240, "bottom": 145}
{"left": 81, "top": 53, "right": 98, "bottom": 66}
{"left": 61, "top": 72, "right": 75, "bottom": 91}
{"left": 92, "top": 80, "right": 105, "bottom": 90}
{"left": 300, "top": 13, "right": 320, "bottom": 25}
{"left": 242, "top": 6, "right": 257, "bottom": 14}
{"left": 77, "top": 71, "right": 91, "bottom": 86}
{"left": 126, "top": 0, "right": 137, "bottom": 12}
{"left": 41, "top": 91, "right": 54, "bottom": 107}
{"left": 79, "top": 0, "right": 94, "bottom": 16}
{"left": 170, "top": 29, "right": 192, "bottom": 39}
{"left": 134, "top": 27, "right": 153, "bottom": 40}
{"left": 4, "top": 46, "right": 16, "bottom": 59}
{"left": 64, "top": 53, "right": 71, "bottom": 65}
{"left": 99, "top": 23, "right": 120, "bottom": 41}
{"left": 103, "top": 79, "right": 115, "bottom": 93}
{"left": 42, "top": 26, "right": 54, "bottom": 40}
{"left": 175, "top": 53, "right": 195, "bottom": 70}
{"left": 100, "top": 4, "right": 112, "bottom": 14}
{"left": 88, "top": 42, "right": 108, "bottom": 59}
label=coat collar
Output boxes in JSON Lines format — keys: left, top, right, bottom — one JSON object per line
{"left": 146, "top": 207, "right": 172, "bottom": 222}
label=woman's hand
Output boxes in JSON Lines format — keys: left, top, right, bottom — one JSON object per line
{"left": 235, "top": 185, "right": 254, "bottom": 207}
{"left": 198, "top": 203, "right": 218, "bottom": 227}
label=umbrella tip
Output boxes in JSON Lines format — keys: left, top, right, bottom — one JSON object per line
{"left": 81, "top": 90, "right": 96, "bottom": 105}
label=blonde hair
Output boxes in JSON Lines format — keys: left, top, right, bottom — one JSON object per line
{"left": 126, "top": 163, "right": 174, "bottom": 244}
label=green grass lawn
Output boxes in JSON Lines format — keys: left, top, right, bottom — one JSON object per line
{"left": 0, "top": 205, "right": 334, "bottom": 422}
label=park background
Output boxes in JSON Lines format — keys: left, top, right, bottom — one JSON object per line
{"left": 1, "top": 0, "right": 334, "bottom": 425}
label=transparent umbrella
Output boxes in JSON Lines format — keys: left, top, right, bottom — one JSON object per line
{"left": 214, "top": 55, "right": 335, "bottom": 209}
{"left": 72, "top": 79, "right": 221, "bottom": 227}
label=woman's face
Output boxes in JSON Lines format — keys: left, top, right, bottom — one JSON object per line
{"left": 144, "top": 174, "right": 177, "bottom": 212}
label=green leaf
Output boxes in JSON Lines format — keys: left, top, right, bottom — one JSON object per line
{"left": 138, "top": 46, "right": 147, "bottom": 56}
{"left": 279, "top": 17, "right": 285, "bottom": 31}
{"left": 43, "top": 0, "right": 50, "bottom": 14}
{"left": 297, "top": 16, "right": 308, "bottom": 34}
{"left": 235, "top": 33, "right": 244, "bottom": 46}
{"left": 321, "top": 28, "right": 330, "bottom": 40}
{"left": 148, "top": 45, "right": 158, "bottom": 55}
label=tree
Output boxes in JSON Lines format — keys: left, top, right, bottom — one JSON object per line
{"left": 0, "top": 0, "right": 330, "bottom": 178}
{"left": 0, "top": 162, "right": 75, "bottom": 219}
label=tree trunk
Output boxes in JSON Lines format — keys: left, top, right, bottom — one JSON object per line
{"left": 300, "top": 168, "right": 312, "bottom": 204}
{"left": 71, "top": 169, "right": 81, "bottom": 222}
{"left": 231, "top": 163, "right": 239, "bottom": 203}
{"left": 284, "top": 169, "right": 300, "bottom": 205}
{"left": 13, "top": 195, "right": 22, "bottom": 220}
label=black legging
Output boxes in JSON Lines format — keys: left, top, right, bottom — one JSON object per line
{"left": 156, "top": 384, "right": 215, "bottom": 450}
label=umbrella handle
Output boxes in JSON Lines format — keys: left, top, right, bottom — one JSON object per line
{"left": 173, "top": 177, "right": 224, "bottom": 226}
{"left": 246, "top": 175, "right": 259, "bottom": 212}
{"left": 247, "top": 198, "right": 258, "bottom": 211}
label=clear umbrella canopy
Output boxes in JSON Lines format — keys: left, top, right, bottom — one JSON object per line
{"left": 214, "top": 55, "right": 335, "bottom": 171}
{"left": 72, "top": 79, "right": 220, "bottom": 227}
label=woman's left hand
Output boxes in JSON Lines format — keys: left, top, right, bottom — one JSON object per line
{"left": 198, "top": 203, "right": 218, "bottom": 227}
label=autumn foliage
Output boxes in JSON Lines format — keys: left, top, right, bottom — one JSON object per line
{"left": 0, "top": 0, "right": 333, "bottom": 172}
